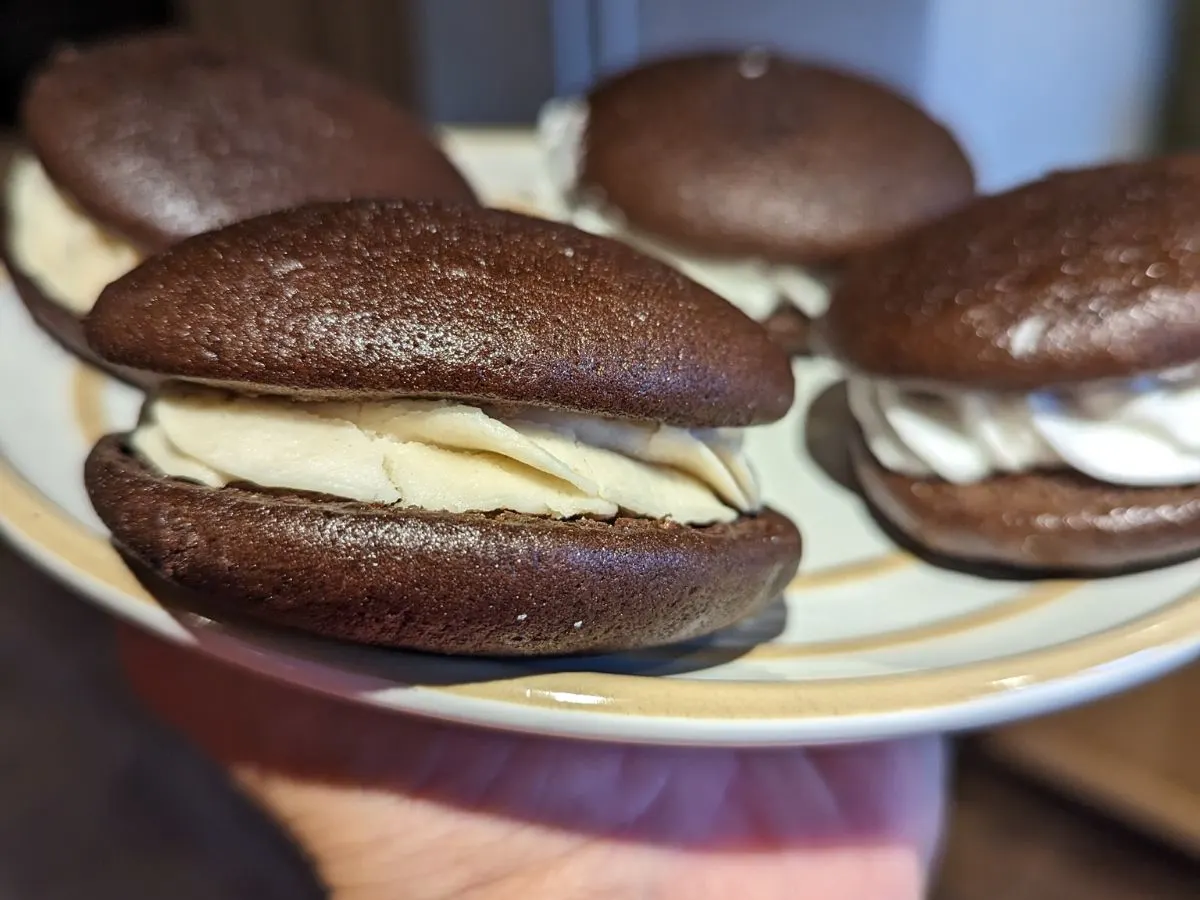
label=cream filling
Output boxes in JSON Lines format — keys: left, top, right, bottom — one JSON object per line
{"left": 5, "top": 154, "right": 142, "bottom": 315}
{"left": 132, "top": 387, "right": 760, "bottom": 525}
{"left": 535, "top": 97, "right": 830, "bottom": 321}
{"left": 849, "top": 368, "right": 1200, "bottom": 487}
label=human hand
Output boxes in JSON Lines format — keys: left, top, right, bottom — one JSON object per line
{"left": 118, "top": 626, "right": 946, "bottom": 900}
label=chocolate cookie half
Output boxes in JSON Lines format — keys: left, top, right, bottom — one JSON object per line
{"left": 5, "top": 30, "right": 475, "bottom": 382}
{"left": 538, "top": 50, "right": 975, "bottom": 344}
{"left": 826, "top": 158, "right": 1200, "bottom": 573}
{"left": 83, "top": 200, "right": 801, "bottom": 655}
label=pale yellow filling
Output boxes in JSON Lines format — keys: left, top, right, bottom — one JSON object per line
{"left": 133, "top": 387, "right": 760, "bottom": 525}
{"left": 6, "top": 154, "right": 142, "bottom": 314}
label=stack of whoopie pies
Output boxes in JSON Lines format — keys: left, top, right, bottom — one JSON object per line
{"left": 4, "top": 31, "right": 475, "bottom": 383}
{"left": 539, "top": 50, "right": 975, "bottom": 351}
{"left": 83, "top": 201, "right": 802, "bottom": 656}
{"left": 824, "top": 158, "right": 1200, "bottom": 574}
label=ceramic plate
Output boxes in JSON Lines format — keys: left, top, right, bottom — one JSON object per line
{"left": 1, "top": 129, "right": 1198, "bottom": 747}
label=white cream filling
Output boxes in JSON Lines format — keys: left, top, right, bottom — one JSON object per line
{"left": 131, "top": 387, "right": 760, "bottom": 525}
{"left": 6, "top": 154, "right": 142, "bottom": 315}
{"left": 849, "top": 368, "right": 1200, "bottom": 487}
{"left": 535, "top": 97, "right": 830, "bottom": 321}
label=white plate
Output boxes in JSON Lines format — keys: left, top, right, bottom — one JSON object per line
{"left": 1, "top": 129, "right": 1198, "bottom": 747}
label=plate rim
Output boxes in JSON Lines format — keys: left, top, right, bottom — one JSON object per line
{"left": 4, "top": 125, "right": 1200, "bottom": 744}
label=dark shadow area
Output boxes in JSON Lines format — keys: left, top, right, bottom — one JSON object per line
{"left": 0, "top": 541, "right": 322, "bottom": 899}
{"left": 802, "top": 378, "right": 858, "bottom": 493}
{"left": 125, "top": 548, "right": 789, "bottom": 688}
{"left": 0, "top": 0, "right": 174, "bottom": 124}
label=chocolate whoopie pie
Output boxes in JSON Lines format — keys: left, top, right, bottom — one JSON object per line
{"left": 4, "top": 30, "right": 475, "bottom": 382}
{"left": 83, "top": 200, "right": 801, "bottom": 656}
{"left": 538, "top": 50, "right": 975, "bottom": 350}
{"left": 825, "top": 157, "right": 1200, "bottom": 573}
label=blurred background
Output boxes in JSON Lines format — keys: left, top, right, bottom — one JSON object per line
{"left": 1, "top": 0, "right": 1199, "bottom": 897}
{"left": 4, "top": 0, "right": 1198, "bottom": 186}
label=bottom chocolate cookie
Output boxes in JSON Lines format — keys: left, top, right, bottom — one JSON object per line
{"left": 852, "top": 435, "right": 1200, "bottom": 573}
{"left": 86, "top": 436, "right": 802, "bottom": 656}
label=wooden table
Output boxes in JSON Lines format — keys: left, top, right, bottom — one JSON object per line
{"left": 984, "top": 663, "right": 1200, "bottom": 858}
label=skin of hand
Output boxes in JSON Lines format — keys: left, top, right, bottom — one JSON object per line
{"left": 117, "top": 626, "right": 947, "bottom": 900}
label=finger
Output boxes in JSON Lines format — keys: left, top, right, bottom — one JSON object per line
{"left": 119, "top": 625, "right": 943, "bottom": 899}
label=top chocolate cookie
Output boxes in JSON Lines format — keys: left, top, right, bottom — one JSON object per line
{"left": 823, "top": 158, "right": 1200, "bottom": 389}
{"left": 86, "top": 201, "right": 795, "bottom": 428}
{"left": 579, "top": 51, "right": 975, "bottom": 264}
{"left": 22, "top": 31, "right": 476, "bottom": 251}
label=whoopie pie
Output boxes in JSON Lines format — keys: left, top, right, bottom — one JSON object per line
{"left": 538, "top": 49, "right": 975, "bottom": 349}
{"left": 4, "top": 30, "right": 475, "bottom": 383}
{"left": 824, "top": 157, "right": 1200, "bottom": 573}
{"left": 83, "top": 200, "right": 802, "bottom": 656}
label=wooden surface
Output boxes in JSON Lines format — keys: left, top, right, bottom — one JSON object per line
{"left": 934, "top": 742, "right": 1200, "bottom": 900}
{"left": 982, "top": 664, "right": 1200, "bottom": 858}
